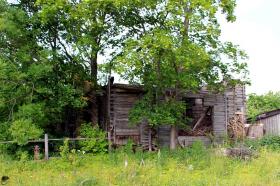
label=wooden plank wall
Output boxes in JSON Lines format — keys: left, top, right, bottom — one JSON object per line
{"left": 225, "top": 85, "right": 246, "bottom": 119}
{"left": 258, "top": 114, "right": 280, "bottom": 135}
{"left": 108, "top": 84, "right": 246, "bottom": 146}
{"left": 109, "top": 86, "right": 142, "bottom": 145}
{"left": 208, "top": 85, "right": 246, "bottom": 137}
{"left": 157, "top": 125, "right": 171, "bottom": 147}
{"left": 157, "top": 85, "right": 246, "bottom": 146}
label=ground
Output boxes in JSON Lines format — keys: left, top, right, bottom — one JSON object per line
{"left": 1, "top": 146, "right": 280, "bottom": 186}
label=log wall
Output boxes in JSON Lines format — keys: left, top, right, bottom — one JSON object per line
{"left": 158, "top": 85, "right": 246, "bottom": 146}
{"left": 107, "top": 84, "right": 246, "bottom": 146}
{"left": 109, "top": 85, "right": 143, "bottom": 145}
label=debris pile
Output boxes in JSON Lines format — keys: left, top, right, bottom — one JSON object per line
{"left": 186, "top": 126, "right": 212, "bottom": 136}
{"left": 220, "top": 147, "right": 255, "bottom": 160}
{"left": 227, "top": 112, "right": 245, "bottom": 140}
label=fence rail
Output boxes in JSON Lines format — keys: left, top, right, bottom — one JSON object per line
{"left": 0, "top": 137, "right": 97, "bottom": 144}
{"left": 0, "top": 133, "right": 110, "bottom": 160}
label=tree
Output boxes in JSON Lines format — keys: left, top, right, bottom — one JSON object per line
{"left": 247, "top": 92, "right": 280, "bottom": 121}
{"left": 0, "top": 0, "right": 87, "bottom": 144}
{"left": 115, "top": 0, "right": 249, "bottom": 149}
{"left": 0, "top": 0, "right": 165, "bottom": 146}
{"left": 33, "top": 0, "right": 162, "bottom": 123}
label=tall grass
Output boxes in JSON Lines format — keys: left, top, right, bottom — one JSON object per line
{"left": 1, "top": 142, "right": 280, "bottom": 185}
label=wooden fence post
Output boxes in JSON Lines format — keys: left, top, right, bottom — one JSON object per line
{"left": 148, "top": 128, "right": 152, "bottom": 151}
{"left": 44, "top": 134, "right": 49, "bottom": 160}
{"left": 108, "top": 131, "right": 111, "bottom": 152}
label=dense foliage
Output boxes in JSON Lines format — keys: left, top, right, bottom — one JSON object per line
{"left": 0, "top": 0, "right": 89, "bottom": 146}
{"left": 247, "top": 92, "right": 280, "bottom": 120}
{"left": 78, "top": 123, "right": 108, "bottom": 153}
{"left": 245, "top": 135, "right": 280, "bottom": 151}
{"left": 115, "top": 0, "right": 249, "bottom": 147}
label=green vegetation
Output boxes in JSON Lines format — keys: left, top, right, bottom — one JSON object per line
{"left": 1, "top": 142, "right": 280, "bottom": 186}
{"left": 115, "top": 0, "right": 249, "bottom": 149}
{"left": 78, "top": 123, "right": 108, "bottom": 154}
{"left": 245, "top": 135, "right": 280, "bottom": 151}
{"left": 247, "top": 92, "right": 280, "bottom": 121}
{"left": 0, "top": 0, "right": 249, "bottom": 151}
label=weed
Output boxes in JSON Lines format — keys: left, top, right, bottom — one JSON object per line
{"left": 1, "top": 147, "right": 280, "bottom": 185}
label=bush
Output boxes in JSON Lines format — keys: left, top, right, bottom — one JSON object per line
{"left": 9, "top": 119, "right": 43, "bottom": 145}
{"left": 79, "top": 123, "right": 108, "bottom": 154}
{"left": 245, "top": 136, "right": 280, "bottom": 150}
{"left": 16, "top": 150, "right": 29, "bottom": 161}
{"left": 59, "top": 138, "right": 70, "bottom": 160}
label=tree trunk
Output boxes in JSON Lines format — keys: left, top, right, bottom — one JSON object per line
{"left": 90, "top": 93, "right": 98, "bottom": 125}
{"left": 90, "top": 51, "right": 98, "bottom": 126}
{"left": 183, "top": 1, "right": 192, "bottom": 38}
{"left": 90, "top": 53, "right": 98, "bottom": 86}
{"left": 170, "top": 125, "right": 177, "bottom": 150}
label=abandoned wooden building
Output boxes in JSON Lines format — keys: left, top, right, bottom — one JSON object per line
{"left": 97, "top": 82, "right": 246, "bottom": 149}
{"left": 252, "top": 109, "right": 280, "bottom": 136}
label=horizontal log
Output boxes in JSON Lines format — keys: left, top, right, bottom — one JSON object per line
{"left": 115, "top": 129, "right": 140, "bottom": 136}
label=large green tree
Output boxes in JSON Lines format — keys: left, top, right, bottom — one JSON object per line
{"left": 247, "top": 92, "right": 280, "bottom": 121}
{"left": 0, "top": 0, "right": 87, "bottom": 145}
{"left": 115, "top": 0, "right": 249, "bottom": 149}
{"left": 0, "top": 0, "right": 161, "bottom": 146}
{"left": 35, "top": 0, "right": 161, "bottom": 123}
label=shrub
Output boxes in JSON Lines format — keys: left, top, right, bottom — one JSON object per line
{"left": 16, "top": 150, "right": 29, "bottom": 161}
{"left": 59, "top": 138, "right": 70, "bottom": 160}
{"left": 9, "top": 119, "right": 43, "bottom": 145}
{"left": 245, "top": 136, "right": 280, "bottom": 150}
{"left": 0, "top": 122, "right": 12, "bottom": 153}
{"left": 79, "top": 123, "right": 108, "bottom": 154}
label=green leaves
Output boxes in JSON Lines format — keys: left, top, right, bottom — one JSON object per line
{"left": 115, "top": 0, "right": 248, "bottom": 129}
{"left": 9, "top": 119, "right": 43, "bottom": 145}
{"left": 247, "top": 92, "right": 280, "bottom": 121}
{"left": 15, "top": 103, "right": 47, "bottom": 127}
{"left": 129, "top": 95, "right": 187, "bottom": 127}
{"left": 79, "top": 123, "right": 108, "bottom": 153}
{"left": 27, "top": 63, "right": 53, "bottom": 79}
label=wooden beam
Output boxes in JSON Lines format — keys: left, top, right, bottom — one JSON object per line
{"left": 192, "top": 106, "right": 212, "bottom": 131}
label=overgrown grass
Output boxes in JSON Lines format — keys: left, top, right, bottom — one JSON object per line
{"left": 1, "top": 142, "right": 280, "bottom": 186}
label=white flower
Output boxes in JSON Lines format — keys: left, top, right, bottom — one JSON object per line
{"left": 124, "top": 159, "right": 128, "bottom": 167}
{"left": 188, "top": 164, "right": 194, "bottom": 171}
{"left": 82, "top": 151, "right": 85, "bottom": 154}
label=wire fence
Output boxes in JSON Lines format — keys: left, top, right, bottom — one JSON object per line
{"left": 0, "top": 137, "right": 96, "bottom": 144}
{"left": 0, "top": 134, "right": 110, "bottom": 160}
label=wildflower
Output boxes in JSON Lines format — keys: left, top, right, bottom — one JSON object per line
{"left": 188, "top": 164, "right": 194, "bottom": 171}
{"left": 140, "top": 158, "right": 145, "bottom": 166}
{"left": 124, "top": 159, "right": 128, "bottom": 167}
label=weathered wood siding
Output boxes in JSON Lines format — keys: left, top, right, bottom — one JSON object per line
{"left": 157, "top": 85, "right": 246, "bottom": 146}
{"left": 107, "top": 84, "right": 246, "bottom": 146}
{"left": 109, "top": 85, "right": 143, "bottom": 145}
{"left": 157, "top": 125, "right": 171, "bottom": 147}
{"left": 213, "top": 85, "right": 246, "bottom": 137}
{"left": 257, "top": 114, "right": 280, "bottom": 135}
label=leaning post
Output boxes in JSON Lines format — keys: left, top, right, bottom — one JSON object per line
{"left": 44, "top": 134, "right": 49, "bottom": 160}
